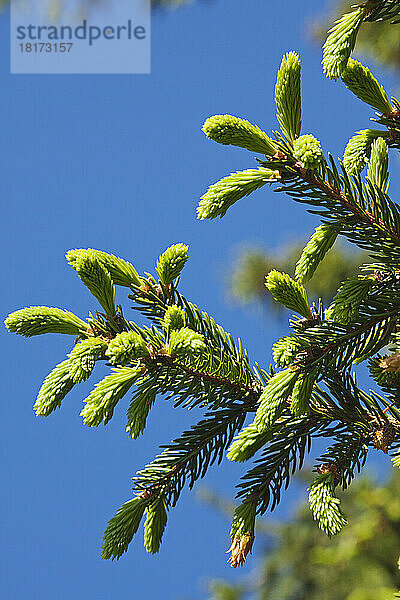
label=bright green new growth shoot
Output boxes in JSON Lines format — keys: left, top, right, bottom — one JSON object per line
{"left": 309, "top": 473, "right": 347, "bottom": 537}
{"left": 5, "top": 306, "right": 88, "bottom": 337}
{"left": 295, "top": 225, "right": 338, "bottom": 284}
{"left": 341, "top": 58, "right": 393, "bottom": 114}
{"left": 197, "top": 168, "right": 280, "bottom": 220}
{"left": 156, "top": 243, "right": 189, "bottom": 285}
{"left": 275, "top": 51, "right": 301, "bottom": 145}
{"left": 343, "top": 128, "right": 388, "bottom": 175}
{"left": 265, "top": 270, "right": 311, "bottom": 318}
{"left": 202, "top": 115, "right": 277, "bottom": 155}
{"left": 67, "top": 248, "right": 141, "bottom": 288}
{"left": 323, "top": 8, "right": 365, "bottom": 79}
{"left": 367, "top": 136, "right": 389, "bottom": 191}
{"left": 6, "top": 2, "right": 400, "bottom": 584}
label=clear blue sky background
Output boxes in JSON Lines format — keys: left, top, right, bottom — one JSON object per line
{"left": 1, "top": 1, "right": 399, "bottom": 598}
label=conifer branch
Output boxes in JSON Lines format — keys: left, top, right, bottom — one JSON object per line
{"left": 8, "top": 10, "right": 400, "bottom": 566}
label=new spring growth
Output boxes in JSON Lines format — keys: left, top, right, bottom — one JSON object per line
{"left": 290, "top": 371, "right": 316, "bottom": 417}
{"left": 367, "top": 137, "right": 389, "bottom": 191}
{"left": 202, "top": 115, "right": 277, "bottom": 156}
{"left": 126, "top": 388, "right": 157, "bottom": 440}
{"left": 308, "top": 473, "right": 347, "bottom": 537}
{"left": 106, "top": 331, "right": 150, "bottom": 365}
{"left": 143, "top": 497, "right": 168, "bottom": 554}
{"left": 66, "top": 248, "right": 141, "bottom": 288}
{"left": 168, "top": 327, "right": 206, "bottom": 357}
{"left": 272, "top": 335, "right": 304, "bottom": 368}
{"left": 343, "top": 129, "right": 387, "bottom": 175}
{"left": 255, "top": 369, "right": 300, "bottom": 432}
{"left": 295, "top": 225, "right": 338, "bottom": 284}
{"left": 341, "top": 58, "right": 393, "bottom": 115}
{"left": 227, "top": 423, "right": 274, "bottom": 463}
{"left": 34, "top": 359, "right": 77, "bottom": 417}
{"left": 197, "top": 168, "right": 280, "bottom": 220}
{"left": 101, "top": 496, "right": 149, "bottom": 560}
{"left": 81, "top": 367, "right": 142, "bottom": 427}
{"left": 326, "top": 276, "right": 375, "bottom": 325}
{"left": 265, "top": 270, "right": 311, "bottom": 318}
{"left": 322, "top": 7, "right": 365, "bottom": 79}
{"left": 293, "top": 134, "right": 324, "bottom": 170}
{"left": 275, "top": 51, "right": 301, "bottom": 145}
{"left": 34, "top": 338, "right": 107, "bottom": 417}
{"left": 162, "top": 305, "right": 185, "bottom": 331}
{"left": 156, "top": 243, "right": 188, "bottom": 286}
{"left": 68, "top": 338, "right": 108, "bottom": 381}
{"left": 228, "top": 501, "right": 256, "bottom": 568}
{"left": 4, "top": 306, "right": 89, "bottom": 337}
{"left": 69, "top": 252, "right": 116, "bottom": 317}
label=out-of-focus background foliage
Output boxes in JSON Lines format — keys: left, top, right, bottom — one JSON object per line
{"left": 201, "top": 471, "right": 400, "bottom": 600}
{"left": 314, "top": 1, "right": 400, "bottom": 71}
{"left": 229, "top": 242, "right": 364, "bottom": 309}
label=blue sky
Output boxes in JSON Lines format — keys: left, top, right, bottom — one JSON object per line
{"left": 1, "top": 1, "right": 399, "bottom": 598}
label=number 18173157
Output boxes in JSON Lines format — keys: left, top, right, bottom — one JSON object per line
{"left": 19, "top": 42, "right": 73, "bottom": 53}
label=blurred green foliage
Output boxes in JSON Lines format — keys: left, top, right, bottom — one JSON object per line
{"left": 230, "top": 242, "right": 364, "bottom": 309}
{"left": 202, "top": 471, "right": 400, "bottom": 600}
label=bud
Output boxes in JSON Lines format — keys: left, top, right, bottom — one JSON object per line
{"left": 162, "top": 305, "right": 185, "bottom": 331}
{"left": 168, "top": 327, "right": 206, "bottom": 357}
{"left": 228, "top": 501, "right": 256, "bottom": 568}
{"left": 373, "top": 423, "right": 396, "bottom": 454}
{"left": 106, "top": 331, "right": 150, "bottom": 366}
{"left": 293, "top": 134, "right": 323, "bottom": 170}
